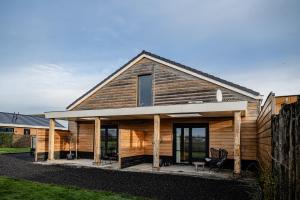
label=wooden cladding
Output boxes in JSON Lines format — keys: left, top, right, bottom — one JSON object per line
{"left": 257, "top": 93, "right": 275, "bottom": 170}
{"left": 72, "top": 58, "right": 254, "bottom": 111}
{"left": 35, "top": 129, "right": 72, "bottom": 156}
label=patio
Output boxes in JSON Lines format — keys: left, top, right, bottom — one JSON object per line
{"left": 0, "top": 153, "right": 260, "bottom": 200}
{"left": 36, "top": 159, "right": 234, "bottom": 180}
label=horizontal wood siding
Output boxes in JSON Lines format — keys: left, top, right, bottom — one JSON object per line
{"left": 69, "top": 121, "right": 94, "bottom": 153}
{"left": 275, "top": 96, "right": 298, "bottom": 114}
{"left": 154, "top": 64, "right": 253, "bottom": 105}
{"left": 36, "top": 129, "right": 72, "bottom": 153}
{"left": 257, "top": 93, "right": 275, "bottom": 169}
{"left": 119, "top": 122, "right": 146, "bottom": 157}
{"left": 72, "top": 58, "right": 254, "bottom": 110}
{"left": 13, "top": 127, "right": 39, "bottom": 135}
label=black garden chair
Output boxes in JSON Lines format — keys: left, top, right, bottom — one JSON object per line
{"left": 205, "top": 148, "right": 228, "bottom": 171}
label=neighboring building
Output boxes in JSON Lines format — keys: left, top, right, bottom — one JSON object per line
{"left": 0, "top": 112, "right": 65, "bottom": 135}
{"left": 0, "top": 112, "right": 65, "bottom": 149}
{"left": 40, "top": 50, "right": 264, "bottom": 175}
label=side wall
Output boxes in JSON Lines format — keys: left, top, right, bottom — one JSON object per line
{"left": 35, "top": 129, "right": 72, "bottom": 161}
{"left": 257, "top": 93, "right": 275, "bottom": 170}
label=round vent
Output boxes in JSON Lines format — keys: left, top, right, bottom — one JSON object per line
{"left": 216, "top": 89, "right": 223, "bottom": 102}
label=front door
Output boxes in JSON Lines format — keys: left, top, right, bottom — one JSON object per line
{"left": 173, "top": 124, "right": 209, "bottom": 164}
{"left": 101, "top": 125, "right": 118, "bottom": 160}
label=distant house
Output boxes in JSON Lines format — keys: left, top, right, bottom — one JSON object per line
{"left": 37, "top": 50, "right": 266, "bottom": 175}
{"left": 0, "top": 112, "right": 65, "bottom": 150}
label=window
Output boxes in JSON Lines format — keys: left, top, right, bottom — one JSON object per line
{"left": 0, "top": 127, "right": 14, "bottom": 133}
{"left": 138, "top": 74, "right": 153, "bottom": 106}
{"left": 24, "top": 128, "right": 30, "bottom": 136}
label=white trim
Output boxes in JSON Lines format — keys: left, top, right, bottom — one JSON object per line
{"left": 48, "top": 101, "right": 247, "bottom": 119}
{"left": 0, "top": 123, "right": 67, "bottom": 130}
{"left": 67, "top": 53, "right": 262, "bottom": 110}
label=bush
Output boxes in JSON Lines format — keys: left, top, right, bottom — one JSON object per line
{"left": 0, "top": 133, "right": 13, "bottom": 147}
{"left": 259, "top": 166, "right": 277, "bottom": 200}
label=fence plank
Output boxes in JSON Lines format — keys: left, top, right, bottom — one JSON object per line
{"left": 272, "top": 99, "right": 300, "bottom": 200}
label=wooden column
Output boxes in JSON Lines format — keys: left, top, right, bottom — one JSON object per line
{"left": 75, "top": 121, "right": 79, "bottom": 159}
{"left": 234, "top": 111, "right": 241, "bottom": 175}
{"left": 94, "top": 117, "right": 101, "bottom": 165}
{"left": 48, "top": 118, "right": 55, "bottom": 161}
{"left": 34, "top": 134, "right": 38, "bottom": 162}
{"left": 153, "top": 114, "right": 160, "bottom": 170}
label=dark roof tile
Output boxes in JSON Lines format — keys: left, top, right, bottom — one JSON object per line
{"left": 0, "top": 112, "right": 64, "bottom": 128}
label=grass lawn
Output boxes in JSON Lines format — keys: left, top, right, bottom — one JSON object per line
{"left": 0, "top": 176, "right": 147, "bottom": 200}
{"left": 0, "top": 147, "right": 30, "bottom": 154}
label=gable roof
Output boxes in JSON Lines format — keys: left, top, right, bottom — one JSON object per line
{"left": 0, "top": 112, "right": 65, "bottom": 129}
{"left": 67, "top": 50, "right": 262, "bottom": 110}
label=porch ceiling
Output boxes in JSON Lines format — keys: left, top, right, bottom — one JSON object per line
{"left": 45, "top": 101, "right": 247, "bottom": 120}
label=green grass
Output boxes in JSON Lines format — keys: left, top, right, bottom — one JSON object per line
{"left": 0, "top": 176, "right": 147, "bottom": 200}
{"left": 0, "top": 147, "right": 30, "bottom": 154}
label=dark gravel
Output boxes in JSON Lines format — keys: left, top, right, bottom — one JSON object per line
{"left": 0, "top": 153, "right": 259, "bottom": 200}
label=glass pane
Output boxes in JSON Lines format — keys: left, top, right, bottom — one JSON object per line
{"left": 192, "top": 128, "right": 205, "bottom": 137}
{"left": 31, "top": 137, "right": 36, "bottom": 148}
{"left": 192, "top": 128, "right": 206, "bottom": 161}
{"left": 101, "top": 128, "right": 106, "bottom": 156}
{"left": 176, "top": 128, "right": 181, "bottom": 163}
{"left": 108, "top": 129, "right": 117, "bottom": 139}
{"left": 181, "top": 128, "right": 189, "bottom": 162}
{"left": 138, "top": 75, "right": 152, "bottom": 106}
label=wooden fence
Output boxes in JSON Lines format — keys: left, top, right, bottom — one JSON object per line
{"left": 272, "top": 100, "right": 300, "bottom": 200}
{"left": 257, "top": 92, "right": 275, "bottom": 170}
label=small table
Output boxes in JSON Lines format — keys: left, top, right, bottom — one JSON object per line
{"left": 193, "top": 162, "right": 205, "bottom": 171}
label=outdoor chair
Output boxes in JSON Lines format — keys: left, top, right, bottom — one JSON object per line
{"left": 205, "top": 148, "right": 228, "bottom": 171}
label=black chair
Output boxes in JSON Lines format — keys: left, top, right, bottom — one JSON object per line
{"left": 205, "top": 148, "right": 228, "bottom": 171}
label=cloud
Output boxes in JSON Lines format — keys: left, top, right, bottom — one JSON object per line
{"left": 221, "top": 57, "right": 300, "bottom": 99}
{"left": 0, "top": 63, "right": 112, "bottom": 114}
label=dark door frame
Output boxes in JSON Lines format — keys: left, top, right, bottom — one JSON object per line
{"left": 172, "top": 123, "right": 209, "bottom": 164}
{"left": 101, "top": 125, "right": 119, "bottom": 160}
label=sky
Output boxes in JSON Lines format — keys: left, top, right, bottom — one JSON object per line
{"left": 0, "top": 0, "right": 299, "bottom": 114}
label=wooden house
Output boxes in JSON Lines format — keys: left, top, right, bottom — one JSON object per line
{"left": 40, "top": 51, "right": 264, "bottom": 175}
{"left": 0, "top": 112, "right": 65, "bottom": 148}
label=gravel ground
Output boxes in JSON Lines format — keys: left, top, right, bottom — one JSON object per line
{"left": 0, "top": 153, "right": 260, "bottom": 200}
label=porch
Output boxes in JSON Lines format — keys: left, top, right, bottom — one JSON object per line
{"left": 42, "top": 101, "right": 248, "bottom": 175}
{"left": 36, "top": 158, "right": 233, "bottom": 179}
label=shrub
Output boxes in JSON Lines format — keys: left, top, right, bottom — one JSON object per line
{"left": 0, "top": 133, "right": 13, "bottom": 147}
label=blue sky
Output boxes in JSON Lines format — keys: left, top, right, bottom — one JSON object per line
{"left": 0, "top": 0, "right": 299, "bottom": 114}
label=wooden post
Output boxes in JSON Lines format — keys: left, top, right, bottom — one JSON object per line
{"left": 234, "top": 111, "right": 241, "bottom": 175}
{"left": 48, "top": 118, "right": 55, "bottom": 161}
{"left": 118, "top": 125, "right": 122, "bottom": 169}
{"left": 75, "top": 121, "right": 79, "bottom": 159}
{"left": 94, "top": 117, "right": 101, "bottom": 165}
{"left": 34, "top": 134, "right": 38, "bottom": 162}
{"left": 153, "top": 114, "right": 160, "bottom": 170}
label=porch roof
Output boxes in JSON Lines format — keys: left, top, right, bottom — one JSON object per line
{"left": 45, "top": 101, "right": 247, "bottom": 120}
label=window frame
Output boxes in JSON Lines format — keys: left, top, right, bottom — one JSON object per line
{"left": 137, "top": 74, "right": 153, "bottom": 107}
{"left": 24, "top": 128, "right": 30, "bottom": 136}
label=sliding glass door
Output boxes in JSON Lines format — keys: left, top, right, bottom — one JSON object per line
{"left": 174, "top": 124, "right": 208, "bottom": 164}
{"left": 101, "top": 126, "right": 118, "bottom": 160}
